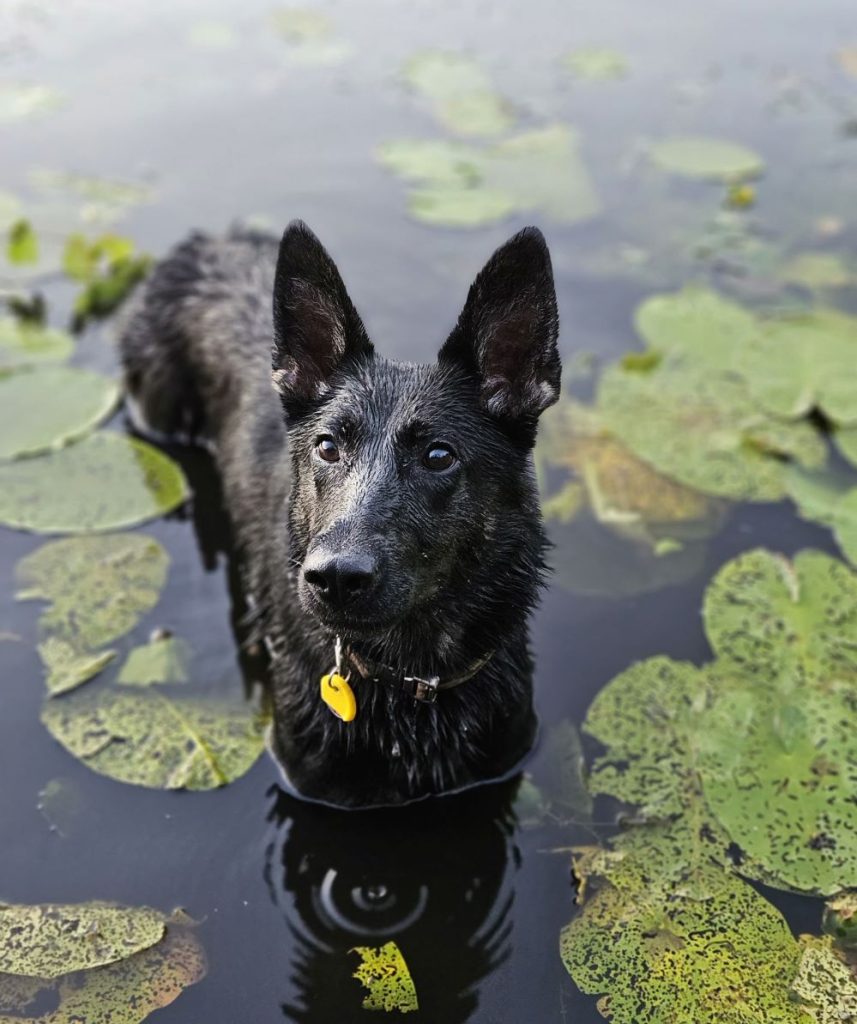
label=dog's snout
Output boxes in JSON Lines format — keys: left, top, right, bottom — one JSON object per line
{"left": 303, "top": 550, "right": 378, "bottom": 607}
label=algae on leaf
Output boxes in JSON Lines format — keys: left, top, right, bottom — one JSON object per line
{"left": 650, "top": 136, "right": 764, "bottom": 181}
{"left": 0, "top": 318, "right": 73, "bottom": 372}
{"left": 0, "top": 919, "right": 206, "bottom": 1024}
{"left": 0, "top": 367, "right": 119, "bottom": 461}
{"left": 352, "top": 942, "right": 418, "bottom": 1013}
{"left": 41, "top": 689, "right": 269, "bottom": 790}
{"left": 0, "top": 432, "right": 188, "bottom": 533}
{"left": 0, "top": 903, "right": 165, "bottom": 979}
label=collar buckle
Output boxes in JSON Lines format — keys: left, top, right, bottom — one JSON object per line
{"left": 403, "top": 674, "right": 440, "bottom": 703}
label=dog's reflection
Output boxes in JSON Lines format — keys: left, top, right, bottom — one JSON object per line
{"left": 265, "top": 778, "right": 520, "bottom": 1022}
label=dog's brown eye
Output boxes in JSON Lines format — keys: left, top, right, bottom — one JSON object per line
{"left": 316, "top": 437, "right": 340, "bottom": 463}
{"left": 423, "top": 444, "right": 456, "bottom": 471}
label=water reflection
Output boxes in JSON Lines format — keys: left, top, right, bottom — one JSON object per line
{"left": 265, "top": 779, "right": 521, "bottom": 1022}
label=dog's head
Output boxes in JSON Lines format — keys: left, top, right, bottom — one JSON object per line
{"left": 271, "top": 221, "right": 561, "bottom": 644}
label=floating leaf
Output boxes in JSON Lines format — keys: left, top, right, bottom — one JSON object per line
{"left": 782, "top": 252, "right": 853, "bottom": 291}
{"left": 598, "top": 358, "right": 826, "bottom": 500}
{"left": 823, "top": 892, "right": 857, "bottom": 950}
{"left": 542, "top": 480, "right": 586, "bottom": 524}
{"left": 16, "top": 533, "right": 169, "bottom": 653}
{"left": 29, "top": 171, "right": 153, "bottom": 220}
{"left": 0, "top": 84, "right": 64, "bottom": 122}
{"left": 0, "top": 319, "right": 73, "bottom": 372}
{"left": 791, "top": 934, "right": 857, "bottom": 1023}
{"left": 41, "top": 689, "right": 269, "bottom": 790}
{"left": 118, "top": 636, "right": 189, "bottom": 687}
{"left": 650, "top": 136, "right": 764, "bottom": 182}
{"left": 0, "top": 367, "right": 119, "bottom": 461}
{"left": 62, "top": 234, "right": 151, "bottom": 326}
{"left": 740, "top": 310, "right": 857, "bottom": 423}
{"left": 0, "top": 920, "right": 206, "bottom": 1024}
{"left": 0, "top": 432, "right": 188, "bottom": 534}
{"left": 561, "top": 48, "right": 628, "bottom": 80}
{"left": 0, "top": 191, "right": 23, "bottom": 230}
{"left": 351, "top": 942, "right": 418, "bottom": 1013}
{"left": 7, "top": 219, "right": 38, "bottom": 265}
{"left": 187, "top": 21, "right": 237, "bottom": 49}
{"left": 560, "top": 850, "right": 808, "bottom": 1024}
{"left": 38, "top": 639, "right": 116, "bottom": 697}
{"left": 375, "top": 140, "right": 481, "bottom": 186}
{"left": 0, "top": 903, "right": 165, "bottom": 979}
{"left": 407, "top": 184, "right": 516, "bottom": 227}
{"left": 270, "top": 7, "right": 332, "bottom": 41}
{"left": 403, "top": 52, "right": 514, "bottom": 137}
{"left": 786, "top": 466, "right": 857, "bottom": 568}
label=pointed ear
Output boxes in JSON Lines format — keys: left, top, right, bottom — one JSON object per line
{"left": 439, "top": 227, "right": 561, "bottom": 422}
{"left": 271, "top": 221, "right": 373, "bottom": 411}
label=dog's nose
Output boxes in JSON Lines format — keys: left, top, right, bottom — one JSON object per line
{"left": 303, "top": 550, "right": 378, "bottom": 607}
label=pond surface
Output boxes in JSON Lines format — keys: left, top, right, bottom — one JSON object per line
{"left": 1, "top": 0, "right": 856, "bottom": 1020}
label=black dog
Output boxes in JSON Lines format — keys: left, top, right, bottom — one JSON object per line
{"left": 120, "top": 222, "right": 561, "bottom": 807}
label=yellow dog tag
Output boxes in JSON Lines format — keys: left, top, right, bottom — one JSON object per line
{"left": 321, "top": 671, "right": 357, "bottom": 722}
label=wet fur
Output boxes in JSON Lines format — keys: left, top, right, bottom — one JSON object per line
{"left": 120, "top": 224, "right": 559, "bottom": 807}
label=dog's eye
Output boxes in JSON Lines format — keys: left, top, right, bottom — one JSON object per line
{"left": 316, "top": 436, "right": 340, "bottom": 463}
{"left": 422, "top": 444, "right": 456, "bottom": 472}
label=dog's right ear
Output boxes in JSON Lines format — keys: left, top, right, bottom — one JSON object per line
{"left": 271, "top": 221, "right": 373, "bottom": 412}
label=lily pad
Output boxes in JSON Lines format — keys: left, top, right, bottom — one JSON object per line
{"left": 741, "top": 310, "right": 857, "bottom": 423}
{"left": 37, "top": 639, "right": 116, "bottom": 697}
{"left": 0, "top": 367, "right": 119, "bottom": 461}
{"left": 649, "top": 136, "right": 765, "bottom": 182}
{"left": 0, "top": 432, "right": 188, "bottom": 534}
{"left": 791, "top": 935, "right": 857, "bottom": 1023}
{"left": 28, "top": 170, "right": 153, "bottom": 226}
{"left": 351, "top": 942, "right": 418, "bottom": 1013}
{"left": 597, "top": 358, "right": 826, "bottom": 500}
{"left": 375, "top": 140, "right": 481, "bottom": 186}
{"left": 118, "top": 636, "right": 189, "bottom": 687}
{"left": 0, "top": 919, "right": 206, "bottom": 1024}
{"left": 787, "top": 466, "right": 857, "bottom": 567}
{"left": 823, "top": 892, "right": 857, "bottom": 950}
{"left": 188, "top": 21, "right": 237, "bottom": 49}
{"left": 0, "top": 319, "right": 73, "bottom": 371}
{"left": 782, "top": 252, "right": 854, "bottom": 291}
{"left": 8, "top": 219, "right": 38, "bottom": 265}
{"left": 0, "top": 84, "right": 64, "bottom": 122}
{"left": 0, "top": 903, "right": 165, "bottom": 978}
{"left": 270, "top": 7, "right": 332, "bottom": 41}
{"left": 403, "top": 52, "right": 514, "bottom": 137}
{"left": 41, "top": 689, "right": 269, "bottom": 790}
{"left": 408, "top": 184, "right": 516, "bottom": 227}
{"left": 561, "top": 48, "right": 628, "bottom": 79}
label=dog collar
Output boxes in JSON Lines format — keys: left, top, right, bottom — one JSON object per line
{"left": 341, "top": 640, "right": 494, "bottom": 704}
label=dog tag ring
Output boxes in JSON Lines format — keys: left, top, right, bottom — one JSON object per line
{"left": 320, "top": 637, "right": 357, "bottom": 722}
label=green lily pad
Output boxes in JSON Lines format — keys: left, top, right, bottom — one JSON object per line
{"left": 560, "top": 849, "right": 808, "bottom": 1024}
{"left": 702, "top": 548, "right": 857, "bottom": 689}
{"left": 0, "top": 84, "right": 64, "bottom": 122}
{"left": 0, "top": 919, "right": 206, "bottom": 1024}
{"left": 650, "top": 136, "right": 765, "bottom": 182}
{"left": 741, "top": 310, "right": 857, "bottom": 423}
{"left": 633, "top": 286, "right": 759, "bottom": 369}
{"left": 351, "top": 942, "right": 418, "bottom": 1013}
{"left": 37, "top": 639, "right": 116, "bottom": 697}
{"left": 561, "top": 48, "right": 628, "bottom": 79}
{"left": 16, "top": 533, "right": 169, "bottom": 654}
{"left": 7, "top": 219, "right": 38, "bottom": 265}
{"left": 0, "top": 368, "right": 119, "bottom": 461}
{"left": 41, "top": 689, "right": 269, "bottom": 790}
{"left": 791, "top": 935, "right": 857, "bottom": 1023}
{"left": 782, "top": 252, "right": 854, "bottom": 291}
{"left": 403, "top": 52, "right": 514, "bottom": 138}
{"left": 597, "top": 358, "right": 826, "bottom": 500}
{"left": 0, "top": 432, "right": 188, "bottom": 534}
{"left": 375, "top": 140, "right": 481, "bottom": 186}
{"left": 0, "top": 319, "right": 73, "bottom": 371}
{"left": 118, "top": 636, "right": 189, "bottom": 686}
{"left": 0, "top": 903, "right": 165, "bottom": 978}
{"left": 408, "top": 184, "right": 516, "bottom": 227}
{"left": 786, "top": 465, "right": 857, "bottom": 567}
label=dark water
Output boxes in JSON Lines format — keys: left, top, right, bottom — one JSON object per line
{"left": 1, "top": 0, "right": 855, "bottom": 1020}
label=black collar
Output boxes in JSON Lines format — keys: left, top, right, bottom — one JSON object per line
{"left": 343, "top": 645, "right": 494, "bottom": 703}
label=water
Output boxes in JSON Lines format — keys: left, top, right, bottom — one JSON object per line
{"left": 1, "top": 0, "right": 855, "bottom": 1019}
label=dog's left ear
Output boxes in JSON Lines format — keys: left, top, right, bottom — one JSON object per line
{"left": 271, "top": 220, "right": 373, "bottom": 412}
{"left": 439, "top": 226, "right": 561, "bottom": 422}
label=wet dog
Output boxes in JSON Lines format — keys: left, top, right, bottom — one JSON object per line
{"left": 120, "top": 222, "right": 561, "bottom": 806}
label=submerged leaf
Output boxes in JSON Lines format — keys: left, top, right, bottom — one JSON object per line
{"left": 790, "top": 934, "right": 857, "bottom": 1023}
{"left": 403, "top": 52, "right": 514, "bottom": 137}
{"left": 598, "top": 358, "right": 826, "bottom": 500}
{"left": 0, "top": 367, "right": 119, "bottom": 461}
{"left": 560, "top": 851, "right": 808, "bottom": 1024}
{"left": 0, "top": 903, "right": 165, "bottom": 979}
{"left": 118, "top": 636, "right": 189, "bottom": 686}
{"left": 649, "top": 136, "right": 764, "bottom": 181}
{"left": 0, "top": 318, "right": 73, "bottom": 372}
{"left": 0, "top": 432, "right": 188, "bottom": 534}
{"left": 351, "top": 942, "right": 418, "bottom": 1013}
{"left": 41, "top": 689, "right": 269, "bottom": 790}
{"left": 0, "top": 920, "right": 206, "bottom": 1024}
{"left": 782, "top": 252, "right": 853, "bottom": 291}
